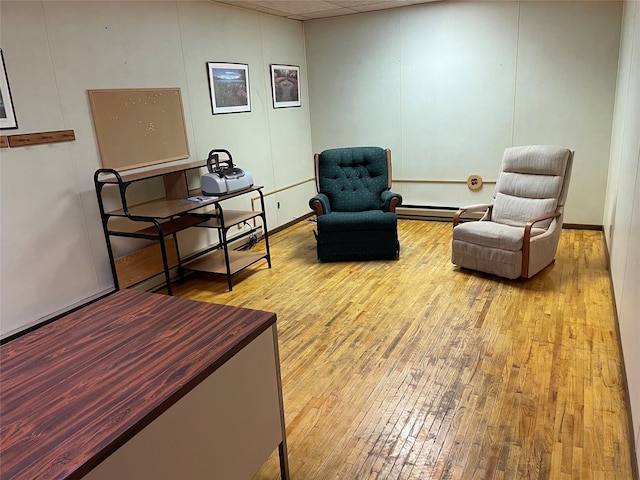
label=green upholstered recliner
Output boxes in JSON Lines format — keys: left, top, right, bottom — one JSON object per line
{"left": 309, "top": 147, "right": 403, "bottom": 262}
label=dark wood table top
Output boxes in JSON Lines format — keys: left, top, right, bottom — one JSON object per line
{"left": 0, "top": 289, "right": 277, "bottom": 480}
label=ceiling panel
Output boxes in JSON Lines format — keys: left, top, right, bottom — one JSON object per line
{"left": 213, "top": 0, "right": 441, "bottom": 20}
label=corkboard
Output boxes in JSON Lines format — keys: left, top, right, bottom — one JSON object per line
{"left": 88, "top": 88, "right": 190, "bottom": 171}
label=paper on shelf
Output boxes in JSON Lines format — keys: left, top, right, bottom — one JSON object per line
{"left": 182, "top": 196, "right": 217, "bottom": 203}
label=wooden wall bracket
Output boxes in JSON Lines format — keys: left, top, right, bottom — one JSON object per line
{"left": 7, "top": 129, "right": 75, "bottom": 148}
{"left": 0, "top": 136, "right": 8, "bottom": 148}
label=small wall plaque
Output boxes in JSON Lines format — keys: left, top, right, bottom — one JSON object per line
{"left": 466, "top": 175, "right": 483, "bottom": 191}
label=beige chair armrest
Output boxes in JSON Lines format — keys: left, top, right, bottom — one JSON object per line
{"left": 522, "top": 211, "right": 562, "bottom": 278}
{"left": 453, "top": 203, "right": 492, "bottom": 227}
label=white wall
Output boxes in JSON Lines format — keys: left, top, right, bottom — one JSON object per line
{"left": 305, "top": 1, "right": 622, "bottom": 224}
{"left": 604, "top": 0, "right": 640, "bottom": 472}
{"left": 0, "top": 1, "right": 314, "bottom": 338}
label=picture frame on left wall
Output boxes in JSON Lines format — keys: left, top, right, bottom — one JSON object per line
{"left": 0, "top": 49, "right": 18, "bottom": 129}
{"left": 207, "top": 62, "right": 251, "bottom": 114}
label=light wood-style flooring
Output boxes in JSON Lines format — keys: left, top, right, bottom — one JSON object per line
{"left": 167, "top": 219, "right": 636, "bottom": 479}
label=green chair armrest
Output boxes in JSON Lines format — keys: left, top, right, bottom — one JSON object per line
{"left": 380, "top": 191, "right": 402, "bottom": 212}
{"left": 310, "top": 193, "right": 331, "bottom": 215}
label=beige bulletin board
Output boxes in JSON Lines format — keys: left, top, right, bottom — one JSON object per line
{"left": 88, "top": 88, "right": 190, "bottom": 171}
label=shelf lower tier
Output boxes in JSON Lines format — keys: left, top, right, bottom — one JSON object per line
{"left": 183, "top": 249, "right": 267, "bottom": 276}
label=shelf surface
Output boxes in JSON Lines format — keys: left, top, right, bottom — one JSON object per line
{"left": 194, "top": 209, "right": 263, "bottom": 228}
{"left": 97, "top": 160, "right": 207, "bottom": 184}
{"left": 187, "top": 185, "right": 263, "bottom": 201}
{"left": 184, "top": 250, "right": 267, "bottom": 276}
{"left": 106, "top": 186, "right": 264, "bottom": 219}
{"left": 107, "top": 215, "right": 207, "bottom": 237}
{"left": 135, "top": 215, "right": 207, "bottom": 236}
{"left": 106, "top": 197, "right": 219, "bottom": 219}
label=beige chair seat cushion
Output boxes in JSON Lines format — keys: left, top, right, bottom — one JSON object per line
{"left": 453, "top": 221, "right": 546, "bottom": 252}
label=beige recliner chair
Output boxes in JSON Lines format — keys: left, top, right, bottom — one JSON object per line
{"left": 451, "top": 145, "right": 574, "bottom": 279}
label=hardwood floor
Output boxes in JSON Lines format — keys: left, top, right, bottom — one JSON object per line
{"left": 167, "top": 219, "right": 636, "bottom": 479}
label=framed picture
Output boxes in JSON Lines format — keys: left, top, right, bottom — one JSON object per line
{"left": 0, "top": 49, "right": 18, "bottom": 129}
{"left": 207, "top": 62, "right": 251, "bottom": 114}
{"left": 270, "top": 64, "right": 301, "bottom": 109}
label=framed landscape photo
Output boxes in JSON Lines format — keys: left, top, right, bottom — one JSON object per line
{"left": 207, "top": 62, "right": 251, "bottom": 114}
{"left": 270, "top": 64, "right": 301, "bottom": 109}
{"left": 0, "top": 49, "right": 18, "bottom": 129}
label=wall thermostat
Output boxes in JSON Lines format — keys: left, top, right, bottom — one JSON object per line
{"left": 466, "top": 175, "right": 483, "bottom": 191}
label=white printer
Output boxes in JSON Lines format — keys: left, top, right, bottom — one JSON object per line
{"left": 201, "top": 149, "right": 254, "bottom": 195}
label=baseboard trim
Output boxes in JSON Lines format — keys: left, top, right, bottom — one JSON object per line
{"left": 563, "top": 223, "right": 603, "bottom": 230}
{"left": 397, "top": 205, "right": 482, "bottom": 223}
{"left": 397, "top": 205, "right": 603, "bottom": 230}
{"left": 271, "top": 212, "right": 314, "bottom": 234}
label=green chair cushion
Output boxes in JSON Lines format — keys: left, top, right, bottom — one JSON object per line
{"left": 317, "top": 210, "right": 397, "bottom": 232}
{"left": 317, "top": 147, "right": 389, "bottom": 212}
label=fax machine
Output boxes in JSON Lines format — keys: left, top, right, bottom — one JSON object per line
{"left": 201, "top": 149, "right": 253, "bottom": 195}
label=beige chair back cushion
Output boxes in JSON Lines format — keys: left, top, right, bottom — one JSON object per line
{"left": 491, "top": 145, "right": 571, "bottom": 229}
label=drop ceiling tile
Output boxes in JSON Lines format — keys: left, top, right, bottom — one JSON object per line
{"left": 219, "top": 1, "right": 286, "bottom": 16}
{"left": 304, "top": 7, "right": 359, "bottom": 18}
{"left": 328, "top": 0, "right": 389, "bottom": 7}
{"left": 213, "top": 0, "right": 442, "bottom": 20}
{"left": 349, "top": 0, "right": 414, "bottom": 12}
{"left": 257, "top": 1, "right": 340, "bottom": 14}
